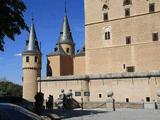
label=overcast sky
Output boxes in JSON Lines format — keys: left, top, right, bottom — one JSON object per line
{"left": 0, "top": 0, "right": 84, "bottom": 84}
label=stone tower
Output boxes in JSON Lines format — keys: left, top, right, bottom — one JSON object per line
{"left": 56, "top": 5, "right": 75, "bottom": 55}
{"left": 22, "top": 18, "right": 41, "bottom": 102}
{"left": 47, "top": 5, "right": 75, "bottom": 76}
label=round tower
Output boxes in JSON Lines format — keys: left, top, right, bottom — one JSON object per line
{"left": 22, "top": 18, "right": 41, "bottom": 102}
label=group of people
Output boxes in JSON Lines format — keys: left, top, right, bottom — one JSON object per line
{"left": 34, "top": 92, "right": 54, "bottom": 114}
{"left": 46, "top": 95, "right": 54, "bottom": 110}
{"left": 34, "top": 90, "right": 75, "bottom": 114}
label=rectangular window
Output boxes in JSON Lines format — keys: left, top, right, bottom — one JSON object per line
{"left": 103, "top": 13, "right": 108, "bottom": 21}
{"left": 149, "top": 3, "right": 155, "bottom": 13}
{"left": 126, "top": 36, "right": 131, "bottom": 44}
{"left": 123, "top": 64, "right": 126, "bottom": 69}
{"left": 66, "top": 48, "right": 70, "bottom": 53}
{"left": 105, "top": 32, "right": 110, "bottom": 40}
{"left": 123, "top": 0, "right": 132, "bottom": 6}
{"left": 84, "top": 92, "right": 90, "bottom": 96}
{"left": 75, "top": 92, "right": 81, "bottom": 96}
{"left": 99, "top": 94, "right": 102, "bottom": 98}
{"left": 126, "top": 66, "right": 135, "bottom": 72}
{"left": 26, "top": 56, "right": 29, "bottom": 62}
{"left": 152, "top": 33, "right": 158, "bottom": 41}
{"left": 125, "top": 8, "right": 130, "bottom": 17}
{"left": 146, "top": 97, "right": 150, "bottom": 102}
{"left": 126, "top": 98, "right": 129, "bottom": 102}
{"left": 35, "top": 56, "right": 38, "bottom": 63}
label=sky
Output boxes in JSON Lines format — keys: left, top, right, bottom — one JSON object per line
{"left": 0, "top": 0, "right": 85, "bottom": 85}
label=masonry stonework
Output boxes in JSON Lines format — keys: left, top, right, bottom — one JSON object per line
{"left": 23, "top": 0, "right": 160, "bottom": 104}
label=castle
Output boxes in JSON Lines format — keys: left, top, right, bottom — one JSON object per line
{"left": 22, "top": 0, "right": 160, "bottom": 104}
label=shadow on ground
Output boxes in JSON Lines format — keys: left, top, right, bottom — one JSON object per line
{"left": 46, "top": 109, "right": 109, "bottom": 119}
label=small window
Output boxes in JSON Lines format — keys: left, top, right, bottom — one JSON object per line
{"left": 99, "top": 94, "right": 102, "bottom": 98}
{"left": 75, "top": 92, "right": 81, "bottom": 96}
{"left": 26, "top": 56, "right": 29, "bottom": 62}
{"left": 102, "top": 4, "right": 108, "bottom": 11}
{"left": 126, "top": 66, "right": 135, "bottom": 72}
{"left": 105, "top": 32, "right": 110, "bottom": 40}
{"left": 125, "top": 8, "right": 130, "bottom": 17}
{"left": 103, "top": 13, "right": 108, "bottom": 21}
{"left": 123, "top": 64, "right": 126, "bottom": 69}
{"left": 149, "top": 3, "right": 155, "bottom": 13}
{"left": 146, "top": 97, "right": 150, "bottom": 102}
{"left": 152, "top": 33, "right": 159, "bottom": 41}
{"left": 54, "top": 47, "right": 58, "bottom": 52}
{"left": 35, "top": 41, "right": 38, "bottom": 46}
{"left": 35, "top": 56, "right": 38, "bottom": 63}
{"left": 126, "top": 36, "right": 131, "bottom": 44}
{"left": 83, "top": 47, "right": 85, "bottom": 51}
{"left": 26, "top": 40, "right": 29, "bottom": 46}
{"left": 123, "top": 0, "right": 132, "bottom": 6}
{"left": 126, "top": 98, "right": 129, "bottom": 102}
{"left": 66, "top": 48, "right": 70, "bottom": 53}
{"left": 84, "top": 92, "right": 90, "bottom": 96}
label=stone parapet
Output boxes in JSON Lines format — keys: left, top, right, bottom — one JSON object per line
{"left": 40, "top": 71, "right": 160, "bottom": 82}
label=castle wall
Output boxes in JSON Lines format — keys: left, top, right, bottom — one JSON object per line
{"left": 40, "top": 79, "right": 89, "bottom": 102}
{"left": 48, "top": 56, "right": 61, "bottom": 76}
{"left": 86, "top": 42, "right": 160, "bottom": 74}
{"left": 84, "top": 0, "right": 160, "bottom": 74}
{"left": 89, "top": 77, "right": 160, "bottom": 102}
{"left": 84, "top": 0, "right": 160, "bottom": 25}
{"left": 74, "top": 56, "right": 85, "bottom": 75}
{"left": 47, "top": 55, "right": 73, "bottom": 76}
{"left": 60, "top": 55, "right": 73, "bottom": 75}
{"left": 22, "top": 54, "right": 41, "bottom": 102}
{"left": 23, "top": 69, "right": 38, "bottom": 102}
{"left": 39, "top": 72, "right": 160, "bottom": 103}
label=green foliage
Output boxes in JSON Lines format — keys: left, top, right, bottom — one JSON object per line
{"left": 0, "top": 0, "right": 28, "bottom": 51}
{"left": 0, "top": 79, "right": 22, "bottom": 97}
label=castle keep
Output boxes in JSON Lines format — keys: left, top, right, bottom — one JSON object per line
{"left": 23, "top": 0, "right": 160, "bottom": 104}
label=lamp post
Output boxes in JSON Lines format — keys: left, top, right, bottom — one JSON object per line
{"left": 81, "top": 80, "right": 84, "bottom": 110}
{"left": 156, "top": 90, "right": 160, "bottom": 109}
{"left": 107, "top": 91, "right": 115, "bottom": 111}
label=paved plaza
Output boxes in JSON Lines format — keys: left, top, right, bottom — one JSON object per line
{"left": 52, "top": 108, "right": 160, "bottom": 120}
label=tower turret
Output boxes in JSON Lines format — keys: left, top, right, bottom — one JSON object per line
{"left": 56, "top": 2, "right": 75, "bottom": 55}
{"left": 22, "top": 18, "right": 41, "bottom": 102}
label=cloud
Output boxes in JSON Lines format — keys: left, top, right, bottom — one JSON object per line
{"left": 14, "top": 53, "right": 22, "bottom": 57}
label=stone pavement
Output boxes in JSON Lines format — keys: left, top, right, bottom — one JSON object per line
{"left": 51, "top": 108, "right": 160, "bottom": 120}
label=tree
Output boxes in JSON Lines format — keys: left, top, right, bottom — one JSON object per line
{"left": 0, "top": 79, "right": 22, "bottom": 97}
{"left": 0, "top": 0, "right": 28, "bottom": 51}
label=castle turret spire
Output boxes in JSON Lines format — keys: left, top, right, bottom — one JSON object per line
{"left": 24, "top": 17, "right": 40, "bottom": 53}
{"left": 22, "top": 17, "right": 42, "bottom": 102}
{"left": 57, "top": 1, "right": 74, "bottom": 45}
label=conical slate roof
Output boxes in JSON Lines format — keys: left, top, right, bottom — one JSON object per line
{"left": 48, "top": 44, "right": 67, "bottom": 56}
{"left": 57, "top": 13, "right": 74, "bottom": 45}
{"left": 23, "top": 18, "right": 41, "bottom": 54}
{"left": 75, "top": 46, "right": 85, "bottom": 56}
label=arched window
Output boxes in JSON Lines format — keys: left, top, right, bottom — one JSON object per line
{"left": 26, "top": 56, "right": 29, "bottom": 62}
{"left": 123, "top": 0, "right": 132, "bottom": 6}
{"left": 66, "top": 48, "right": 70, "bottom": 53}
{"left": 47, "top": 60, "right": 52, "bottom": 77}
{"left": 103, "top": 13, "right": 108, "bottom": 21}
{"left": 104, "top": 26, "right": 111, "bottom": 40}
{"left": 35, "top": 56, "right": 38, "bottom": 63}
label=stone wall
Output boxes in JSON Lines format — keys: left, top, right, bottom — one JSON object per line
{"left": 39, "top": 71, "right": 160, "bottom": 103}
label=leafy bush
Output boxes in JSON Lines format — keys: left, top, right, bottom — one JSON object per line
{"left": 0, "top": 79, "right": 22, "bottom": 97}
